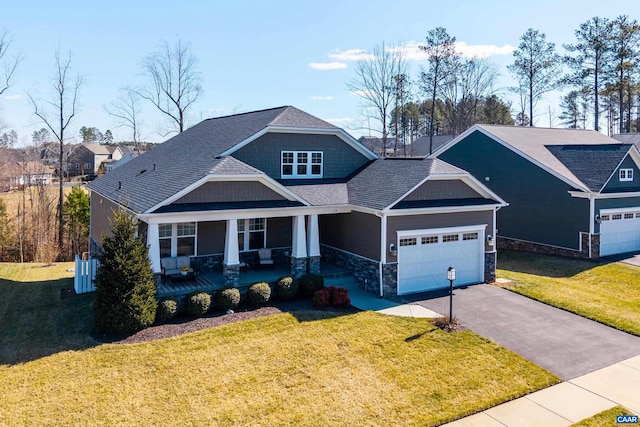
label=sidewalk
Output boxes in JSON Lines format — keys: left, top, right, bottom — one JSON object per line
{"left": 331, "top": 277, "right": 640, "bottom": 426}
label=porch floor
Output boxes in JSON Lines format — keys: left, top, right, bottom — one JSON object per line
{"left": 156, "top": 261, "right": 350, "bottom": 297}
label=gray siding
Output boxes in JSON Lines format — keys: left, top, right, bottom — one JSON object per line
{"left": 266, "top": 217, "right": 291, "bottom": 248}
{"left": 403, "top": 179, "right": 482, "bottom": 201}
{"left": 174, "top": 181, "right": 286, "bottom": 204}
{"left": 90, "top": 192, "right": 121, "bottom": 246}
{"left": 602, "top": 155, "right": 640, "bottom": 193}
{"left": 386, "top": 210, "right": 494, "bottom": 262}
{"left": 197, "top": 220, "right": 226, "bottom": 255}
{"left": 438, "top": 131, "right": 589, "bottom": 250}
{"left": 232, "top": 132, "right": 369, "bottom": 180}
{"left": 319, "top": 212, "right": 381, "bottom": 261}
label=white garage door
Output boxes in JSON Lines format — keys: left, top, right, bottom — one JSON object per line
{"left": 599, "top": 208, "right": 640, "bottom": 256}
{"left": 397, "top": 225, "right": 485, "bottom": 295}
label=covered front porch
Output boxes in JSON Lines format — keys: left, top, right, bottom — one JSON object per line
{"left": 156, "top": 260, "right": 348, "bottom": 297}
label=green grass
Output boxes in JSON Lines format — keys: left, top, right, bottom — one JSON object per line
{"left": 497, "top": 251, "right": 640, "bottom": 335}
{"left": 571, "top": 406, "right": 631, "bottom": 426}
{"left": 0, "top": 262, "right": 559, "bottom": 426}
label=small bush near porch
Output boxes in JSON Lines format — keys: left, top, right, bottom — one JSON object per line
{"left": 497, "top": 251, "right": 640, "bottom": 335}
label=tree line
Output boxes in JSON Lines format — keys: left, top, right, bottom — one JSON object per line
{"left": 349, "top": 15, "right": 640, "bottom": 155}
{"left": 0, "top": 32, "right": 202, "bottom": 262}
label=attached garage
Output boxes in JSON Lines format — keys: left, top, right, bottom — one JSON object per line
{"left": 397, "top": 225, "right": 486, "bottom": 295}
{"left": 599, "top": 208, "right": 640, "bottom": 256}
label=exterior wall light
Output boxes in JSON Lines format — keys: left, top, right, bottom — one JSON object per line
{"left": 487, "top": 235, "right": 494, "bottom": 247}
{"left": 595, "top": 214, "right": 602, "bottom": 224}
{"left": 389, "top": 243, "right": 397, "bottom": 257}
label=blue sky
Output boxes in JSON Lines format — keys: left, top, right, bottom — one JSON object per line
{"left": 2, "top": 0, "right": 640, "bottom": 146}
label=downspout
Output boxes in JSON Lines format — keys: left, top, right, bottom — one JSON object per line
{"left": 375, "top": 211, "right": 386, "bottom": 298}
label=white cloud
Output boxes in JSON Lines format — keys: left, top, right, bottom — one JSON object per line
{"left": 308, "top": 62, "right": 347, "bottom": 70}
{"left": 310, "top": 96, "right": 335, "bottom": 101}
{"left": 328, "top": 49, "right": 375, "bottom": 61}
{"left": 390, "top": 41, "right": 515, "bottom": 60}
{"left": 3, "top": 94, "right": 22, "bottom": 101}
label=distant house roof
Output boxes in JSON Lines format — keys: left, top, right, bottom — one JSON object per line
{"left": 434, "top": 124, "right": 633, "bottom": 192}
{"left": 613, "top": 133, "right": 640, "bottom": 151}
{"left": 89, "top": 106, "right": 375, "bottom": 213}
{"left": 82, "top": 143, "right": 111, "bottom": 155}
{"left": 357, "top": 136, "right": 399, "bottom": 155}
{"left": 407, "top": 135, "right": 455, "bottom": 157}
{"left": 0, "top": 161, "right": 55, "bottom": 178}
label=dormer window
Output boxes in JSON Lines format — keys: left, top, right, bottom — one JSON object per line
{"left": 620, "top": 168, "right": 633, "bottom": 182}
{"left": 281, "top": 151, "right": 323, "bottom": 178}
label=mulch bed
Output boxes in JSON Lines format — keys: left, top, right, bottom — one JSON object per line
{"left": 98, "top": 299, "right": 360, "bottom": 345}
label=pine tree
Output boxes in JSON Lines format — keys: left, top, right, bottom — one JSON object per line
{"left": 93, "top": 209, "right": 156, "bottom": 335}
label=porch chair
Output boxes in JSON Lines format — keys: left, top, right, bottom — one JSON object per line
{"left": 258, "top": 248, "right": 274, "bottom": 270}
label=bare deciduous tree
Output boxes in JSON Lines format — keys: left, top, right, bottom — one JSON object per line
{"left": 105, "top": 87, "right": 143, "bottom": 151}
{"left": 139, "top": 39, "right": 202, "bottom": 135}
{"left": 347, "top": 42, "right": 407, "bottom": 157}
{"left": 0, "top": 29, "right": 22, "bottom": 96}
{"left": 28, "top": 49, "right": 83, "bottom": 256}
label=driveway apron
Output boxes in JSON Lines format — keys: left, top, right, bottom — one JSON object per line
{"left": 416, "top": 284, "right": 640, "bottom": 380}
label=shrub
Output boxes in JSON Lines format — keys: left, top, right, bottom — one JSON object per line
{"left": 217, "top": 287, "right": 241, "bottom": 311}
{"left": 156, "top": 298, "right": 178, "bottom": 322}
{"left": 93, "top": 209, "right": 156, "bottom": 335}
{"left": 185, "top": 292, "right": 211, "bottom": 317}
{"left": 313, "top": 288, "right": 332, "bottom": 308}
{"left": 299, "top": 273, "right": 324, "bottom": 298}
{"left": 274, "top": 276, "right": 298, "bottom": 301}
{"left": 247, "top": 282, "right": 271, "bottom": 305}
{"left": 332, "top": 287, "right": 351, "bottom": 308}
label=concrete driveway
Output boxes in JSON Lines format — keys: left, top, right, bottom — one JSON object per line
{"left": 416, "top": 285, "right": 640, "bottom": 380}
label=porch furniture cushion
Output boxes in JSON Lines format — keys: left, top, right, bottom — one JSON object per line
{"left": 161, "top": 256, "right": 192, "bottom": 276}
{"left": 258, "top": 248, "right": 274, "bottom": 269}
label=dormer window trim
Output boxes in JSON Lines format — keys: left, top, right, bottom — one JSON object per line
{"left": 281, "top": 150, "right": 323, "bottom": 179}
{"left": 620, "top": 168, "right": 634, "bottom": 182}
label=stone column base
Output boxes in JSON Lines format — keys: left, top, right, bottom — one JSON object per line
{"left": 484, "top": 251, "right": 496, "bottom": 283}
{"left": 308, "top": 256, "right": 320, "bottom": 274}
{"left": 223, "top": 264, "right": 240, "bottom": 287}
{"left": 291, "top": 257, "right": 308, "bottom": 279}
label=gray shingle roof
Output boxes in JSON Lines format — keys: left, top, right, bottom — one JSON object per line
{"left": 546, "top": 144, "right": 633, "bottom": 191}
{"left": 286, "top": 183, "right": 350, "bottom": 205}
{"left": 346, "top": 158, "right": 469, "bottom": 210}
{"left": 88, "top": 106, "right": 340, "bottom": 213}
{"left": 407, "top": 135, "right": 455, "bottom": 157}
{"left": 613, "top": 133, "right": 640, "bottom": 152}
{"left": 474, "top": 125, "right": 625, "bottom": 191}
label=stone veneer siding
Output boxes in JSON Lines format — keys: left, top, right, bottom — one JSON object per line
{"left": 484, "top": 252, "right": 496, "bottom": 282}
{"left": 291, "top": 257, "right": 307, "bottom": 279}
{"left": 321, "top": 244, "right": 381, "bottom": 295}
{"left": 223, "top": 264, "right": 240, "bottom": 287}
{"left": 498, "top": 236, "right": 591, "bottom": 259}
{"left": 308, "top": 256, "right": 320, "bottom": 274}
{"left": 382, "top": 263, "right": 398, "bottom": 298}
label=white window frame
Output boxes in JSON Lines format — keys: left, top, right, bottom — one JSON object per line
{"left": 281, "top": 150, "right": 323, "bottom": 178}
{"left": 84, "top": 162, "right": 92, "bottom": 170}
{"left": 238, "top": 218, "right": 267, "bottom": 251}
{"left": 620, "top": 168, "right": 634, "bottom": 182}
{"left": 159, "top": 222, "right": 197, "bottom": 257}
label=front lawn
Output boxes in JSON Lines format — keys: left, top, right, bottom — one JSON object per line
{"left": 0, "top": 262, "right": 558, "bottom": 426}
{"left": 571, "top": 406, "right": 630, "bottom": 426}
{"left": 497, "top": 251, "right": 640, "bottom": 335}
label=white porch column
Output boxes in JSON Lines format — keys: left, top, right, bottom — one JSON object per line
{"left": 147, "top": 222, "right": 161, "bottom": 273}
{"left": 224, "top": 219, "right": 240, "bottom": 265}
{"left": 292, "top": 215, "right": 307, "bottom": 258}
{"left": 307, "top": 214, "right": 320, "bottom": 257}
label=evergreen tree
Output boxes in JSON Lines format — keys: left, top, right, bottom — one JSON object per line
{"left": 559, "top": 91, "right": 581, "bottom": 128}
{"left": 93, "top": 209, "right": 156, "bottom": 335}
{"left": 63, "top": 186, "right": 89, "bottom": 257}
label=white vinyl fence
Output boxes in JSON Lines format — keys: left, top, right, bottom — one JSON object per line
{"left": 74, "top": 254, "right": 97, "bottom": 294}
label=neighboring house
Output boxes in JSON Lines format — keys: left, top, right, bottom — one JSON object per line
{"left": 88, "top": 106, "right": 506, "bottom": 297}
{"left": 66, "top": 144, "right": 111, "bottom": 176}
{"left": 0, "top": 161, "right": 55, "bottom": 191}
{"left": 358, "top": 136, "right": 400, "bottom": 157}
{"left": 433, "top": 124, "right": 640, "bottom": 258}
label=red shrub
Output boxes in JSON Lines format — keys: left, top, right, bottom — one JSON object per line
{"left": 331, "top": 287, "right": 351, "bottom": 308}
{"left": 313, "top": 288, "right": 332, "bottom": 308}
